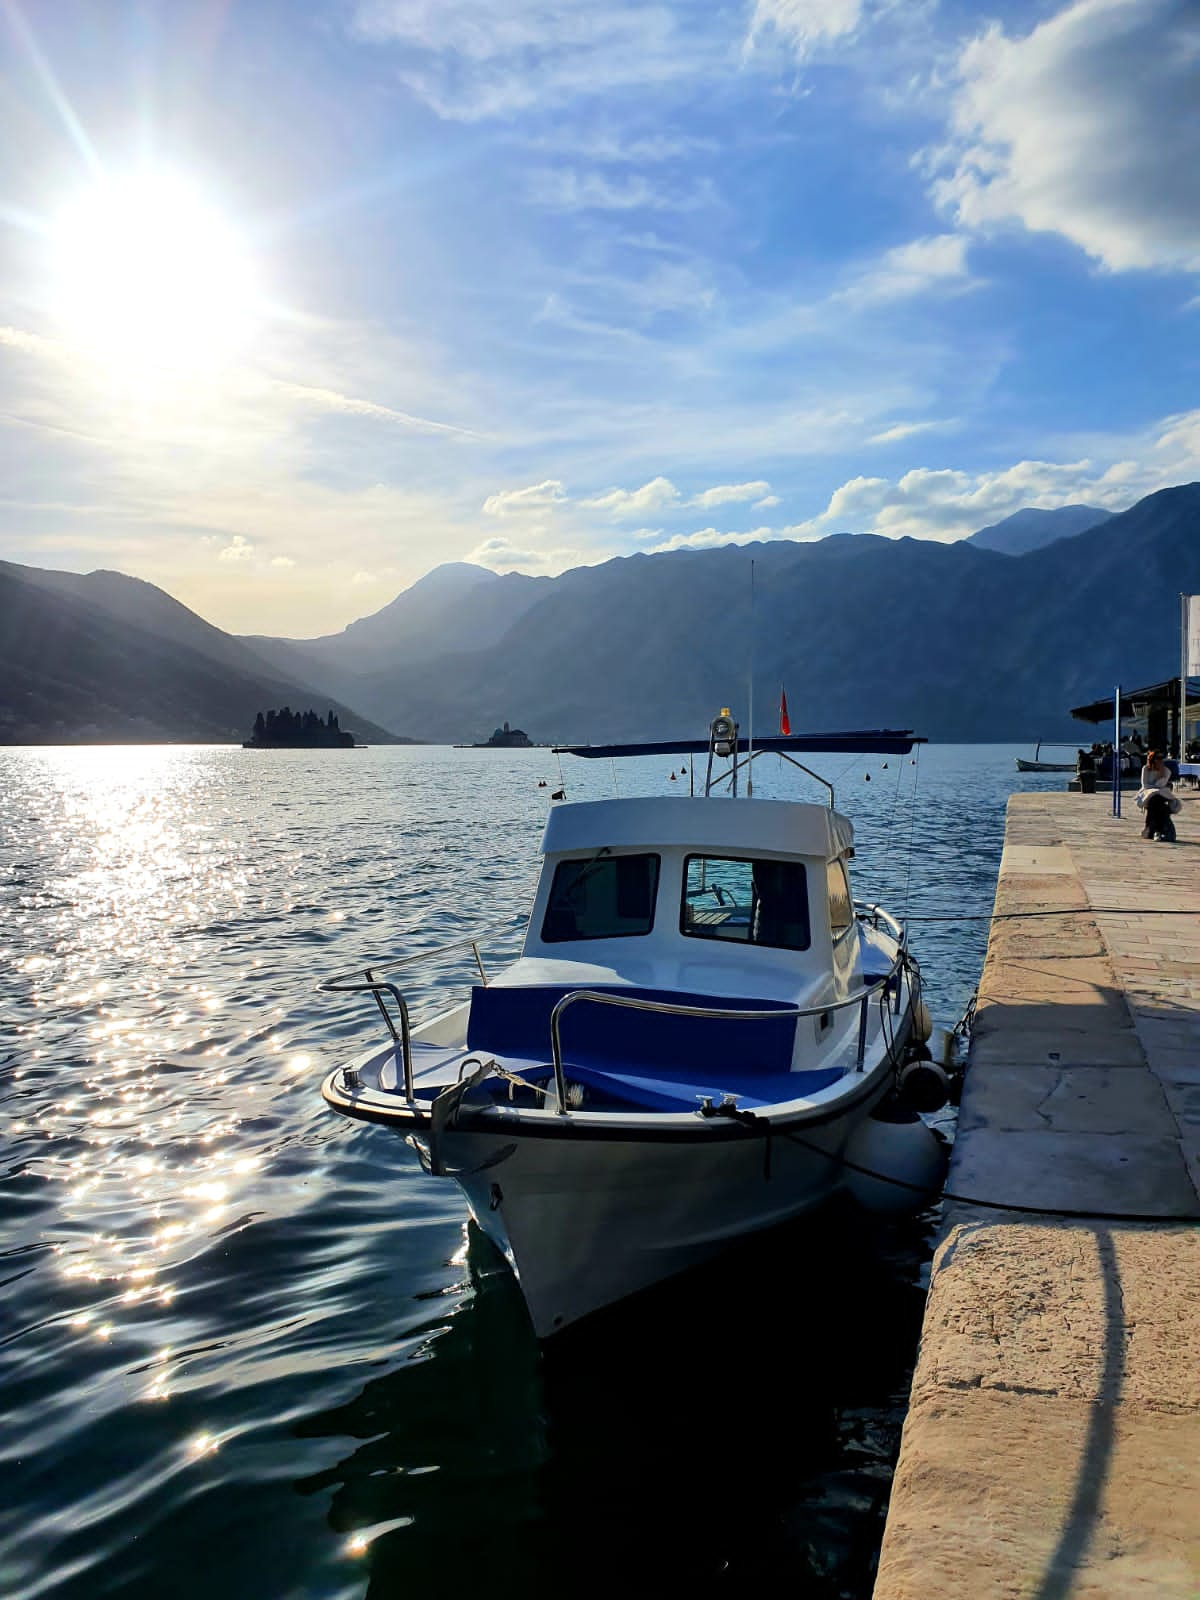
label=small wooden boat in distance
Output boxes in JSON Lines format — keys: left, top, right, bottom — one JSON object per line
{"left": 1015, "top": 741, "right": 1077, "bottom": 772}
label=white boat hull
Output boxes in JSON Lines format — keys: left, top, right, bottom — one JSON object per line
{"left": 416, "top": 1072, "right": 926, "bottom": 1336}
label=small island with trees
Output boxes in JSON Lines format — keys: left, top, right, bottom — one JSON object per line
{"left": 243, "top": 707, "right": 356, "bottom": 748}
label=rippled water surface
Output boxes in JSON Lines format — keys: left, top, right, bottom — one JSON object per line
{"left": 0, "top": 744, "right": 1069, "bottom": 1599}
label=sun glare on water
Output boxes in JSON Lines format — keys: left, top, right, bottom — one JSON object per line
{"left": 49, "top": 173, "right": 260, "bottom": 372}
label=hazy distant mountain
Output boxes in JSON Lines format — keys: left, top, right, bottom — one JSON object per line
{"left": 0, "top": 560, "right": 405, "bottom": 744}
{"left": 247, "top": 562, "right": 551, "bottom": 678}
{"left": 237, "top": 483, "right": 1197, "bottom": 744}
{"left": 968, "top": 504, "right": 1114, "bottom": 555}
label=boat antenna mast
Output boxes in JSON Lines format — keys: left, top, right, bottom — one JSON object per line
{"left": 704, "top": 707, "right": 739, "bottom": 798}
{"left": 747, "top": 558, "right": 755, "bottom": 797}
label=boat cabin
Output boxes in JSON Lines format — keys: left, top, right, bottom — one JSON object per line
{"left": 462, "top": 797, "right": 872, "bottom": 1095}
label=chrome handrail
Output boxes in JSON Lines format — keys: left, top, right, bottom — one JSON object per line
{"left": 855, "top": 900, "right": 906, "bottom": 945}
{"left": 317, "top": 934, "right": 501, "bottom": 1102}
{"left": 546, "top": 950, "right": 906, "bottom": 1115}
{"left": 318, "top": 932, "right": 491, "bottom": 991}
{"left": 319, "top": 970, "right": 416, "bottom": 1100}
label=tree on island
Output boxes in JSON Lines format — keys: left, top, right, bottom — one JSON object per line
{"left": 244, "top": 706, "right": 355, "bottom": 748}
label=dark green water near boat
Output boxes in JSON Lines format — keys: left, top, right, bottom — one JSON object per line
{"left": 0, "top": 744, "right": 1071, "bottom": 1599}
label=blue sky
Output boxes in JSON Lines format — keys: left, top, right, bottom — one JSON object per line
{"left": 0, "top": 0, "right": 1197, "bottom": 633}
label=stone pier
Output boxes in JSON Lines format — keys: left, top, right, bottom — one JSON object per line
{"left": 874, "top": 791, "right": 1200, "bottom": 1600}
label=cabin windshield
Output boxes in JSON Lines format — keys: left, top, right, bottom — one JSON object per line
{"left": 541, "top": 852, "right": 660, "bottom": 942}
{"left": 681, "top": 855, "right": 811, "bottom": 951}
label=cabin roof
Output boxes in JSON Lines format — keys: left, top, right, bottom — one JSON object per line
{"left": 540, "top": 795, "right": 854, "bottom": 860}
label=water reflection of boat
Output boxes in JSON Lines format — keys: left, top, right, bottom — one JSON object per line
{"left": 319, "top": 710, "right": 948, "bottom": 1337}
{"left": 293, "top": 1207, "right": 930, "bottom": 1595}
{"left": 1014, "top": 741, "right": 1076, "bottom": 772}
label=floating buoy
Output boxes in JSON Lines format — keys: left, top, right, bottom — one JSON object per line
{"left": 551, "top": 788, "right": 565, "bottom": 800}
{"left": 538, "top": 780, "right": 547, "bottom": 787}
{"left": 897, "top": 1056, "right": 951, "bottom": 1113}
{"left": 843, "top": 1102, "right": 948, "bottom": 1214}
{"left": 864, "top": 773, "right": 871, "bottom": 782}
{"left": 680, "top": 764, "right": 687, "bottom": 773}
{"left": 882, "top": 762, "right": 888, "bottom": 769}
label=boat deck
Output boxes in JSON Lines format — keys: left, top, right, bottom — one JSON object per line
{"left": 874, "top": 790, "right": 1200, "bottom": 1600}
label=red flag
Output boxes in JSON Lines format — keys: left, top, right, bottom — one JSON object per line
{"left": 779, "top": 685, "right": 791, "bottom": 737}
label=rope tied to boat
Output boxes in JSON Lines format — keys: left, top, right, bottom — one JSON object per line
{"left": 699, "top": 1095, "right": 774, "bottom": 1177}
{"left": 702, "top": 1098, "right": 1199, "bottom": 1223}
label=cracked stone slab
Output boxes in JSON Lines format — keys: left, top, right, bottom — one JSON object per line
{"left": 958, "top": 1064, "right": 1178, "bottom": 1137}
{"left": 948, "top": 1129, "right": 1200, "bottom": 1219}
{"left": 968, "top": 1025, "right": 1147, "bottom": 1069}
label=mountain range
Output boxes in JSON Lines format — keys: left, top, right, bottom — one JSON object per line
{"left": 3, "top": 484, "right": 1197, "bottom": 744}
{"left": 967, "top": 503, "right": 1113, "bottom": 555}
{"left": 0, "top": 559, "right": 403, "bottom": 744}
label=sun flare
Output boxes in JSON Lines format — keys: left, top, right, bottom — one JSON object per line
{"left": 49, "top": 173, "right": 260, "bottom": 371}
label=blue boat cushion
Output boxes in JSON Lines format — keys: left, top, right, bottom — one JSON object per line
{"left": 563, "top": 1061, "right": 843, "bottom": 1112}
{"left": 466, "top": 983, "right": 815, "bottom": 1083}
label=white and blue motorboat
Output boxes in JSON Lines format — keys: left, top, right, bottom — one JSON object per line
{"left": 320, "top": 712, "right": 948, "bottom": 1336}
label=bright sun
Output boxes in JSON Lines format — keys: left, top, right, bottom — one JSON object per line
{"left": 50, "top": 173, "right": 260, "bottom": 371}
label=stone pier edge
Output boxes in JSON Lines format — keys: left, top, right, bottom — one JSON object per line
{"left": 872, "top": 791, "right": 1200, "bottom": 1600}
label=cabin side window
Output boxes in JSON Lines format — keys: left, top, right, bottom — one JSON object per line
{"left": 680, "top": 856, "right": 810, "bottom": 951}
{"left": 541, "top": 852, "right": 661, "bottom": 942}
{"left": 828, "top": 858, "right": 854, "bottom": 942}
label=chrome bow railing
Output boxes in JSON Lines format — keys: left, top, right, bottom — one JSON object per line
{"left": 318, "top": 934, "right": 494, "bottom": 1102}
{"left": 321, "top": 921, "right": 910, "bottom": 1118}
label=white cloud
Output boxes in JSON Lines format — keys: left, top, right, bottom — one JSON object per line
{"left": 838, "top": 234, "right": 971, "bottom": 305}
{"left": 351, "top": 569, "right": 378, "bottom": 585}
{"left": 465, "top": 533, "right": 595, "bottom": 575}
{"left": 648, "top": 525, "right": 772, "bottom": 553}
{"left": 482, "top": 479, "right": 568, "bottom": 517}
{"left": 534, "top": 129, "right": 720, "bottom": 165}
{"left": 780, "top": 417, "right": 1200, "bottom": 543}
{"left": 0, "top": 325, "right": 61, "bottom": 359}
{"left": 690, "top": 480, "right": 772, "bottom": 509}
{"left": 746, "top": 0, "right": 864, "bottom": 56}
{"left": 783, "top": 461, "right": 1105, "bottom": 541}
{"left": 754, "top": 494, "right": 780, "bottom": 508}
{"left": 931, "top": 0, "right": 1200, "bottom": 272}
{"left": 582, "top": 476, "right": 680, "bottom": 516}
{"left": 266, "top": 378, "right": 479, "bottom": 437}
{"left": 218, "top": 535, "right": 254, "bottom": 563}
{"left": 870, "top": 420, "right": 950, "bottom": 444}
{"left": 527, "top": 168, "right": 715, "bottom": 213}
{"left": 350, "top": 1, "right": 721, "bottom": 122}
{"left": 270, "top": 555, "right": 296, "bottom": 568}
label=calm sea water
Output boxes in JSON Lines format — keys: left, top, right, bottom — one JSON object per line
{"left": 0, "top": 744, "right": 1069, "bottom": 1600}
